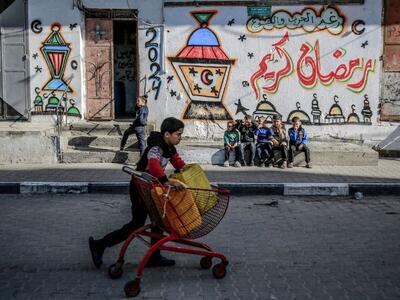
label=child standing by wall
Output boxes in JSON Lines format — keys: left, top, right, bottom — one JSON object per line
{"left": 223, "top": 121, "right": 241, "bottom": 167}
{"left": 288, "top": 117, "right": 311, "bottom": 168}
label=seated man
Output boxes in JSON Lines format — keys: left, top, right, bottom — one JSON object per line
{"left": 235, "top": 115, "right": 258, "bottom": 166}
{"left": 269, "top": 115, "right": 288, "bottom": 169}
{"left": 288, "top": 117, "right": 312, "bottom": 168}
{"left": 223, "top": 121, "right": 241, "bottom": 167}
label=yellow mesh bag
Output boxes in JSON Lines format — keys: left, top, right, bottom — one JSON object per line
{"left": 151, "top": 179, "right": 202, "bottom": 237}
{"left": 169, "top": 164, "right": 217, "bottom": 214}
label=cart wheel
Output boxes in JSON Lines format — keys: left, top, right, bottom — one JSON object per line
{"left": 212, "top": 263, "right": 226, "bottom": 279}
{"left": 124, "top": 279, "right": 141, "bottom": 298}
{"left": 200, "top": 257, "right": 212, "bottom": 269}
{"left": 108, "top": 263, "right": 123, "bottom": 279}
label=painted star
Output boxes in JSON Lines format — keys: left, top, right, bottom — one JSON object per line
{"left": 189, "top": 67, "right": 198, "bottom": 77}
{"left": 210, "top": 86, "right": 218, "bottom": 96}
{"left": 69, "top": 23, "right": 78, "bottom": 31}
{"left": 167, "top": 75, "right": 174, "bottom": 83}
{"left": 248, "top": 52, "right": 254, "bottom": 59}
{"left": 169, "top": 89, "right": 177, "bottom": 97}
{"left": 194, "top": 84, "right": 202, "bottom": 93}
{"left": 216, "top": 69, "right": 224, "bottom": 76}
{"left": 32, "top": 53, "right": 38, "bottom": 59}
{"left": 35, "top": 65, "right": 42, "bottom": 73}
{"left": 238, "top": 35, "right": 247, "bottom": 42}
{"left": 227, "top": 18, "right": 235, "bottom": 26}
{"left": 234, "top": 99, "right": 249, "bottom": 116}
{"left": 361, "top": 41, "right": 368, "bottom": 48}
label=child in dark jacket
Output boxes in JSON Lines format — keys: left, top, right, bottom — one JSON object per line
{"left": 235, "top": 115, "right": 258, "bottom": 166}
{"left": 255, "top": 119, "right": 274, "bottom": 167}
{"left": 288, "top": 117, "right": 311, "bottom": 168}
{"left": 120, "top": 95, "right": 149, "bottom": 155}
{"left": 90, "top": 117, "right": 186, "bottom": 268}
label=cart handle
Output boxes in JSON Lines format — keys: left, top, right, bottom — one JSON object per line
{"left": 122, "top": 166, "right": 158, "bottom": 182}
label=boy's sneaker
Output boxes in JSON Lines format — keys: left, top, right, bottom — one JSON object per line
{"left": 223, "top": 161, "right": 229, "bottom": 167}
{"left": 279, "top": 162, "right": 287, "bottom": 169}
{"left": 306, "top": 163, "right": 312, "bottom": 169}
{"left": 89, "top": 237, "right": 104, "bottom": 268}
{"left": 287, "top": 163, "right": 294, "bottom": 168}
{"left": 234, "top": 161, "right": 241, "bottom": 167}
{"left": 248, "top": 161, "right": 254, "bottom": 167}
{"left": 241, "top": 161, "right": 247, "bottom": 167}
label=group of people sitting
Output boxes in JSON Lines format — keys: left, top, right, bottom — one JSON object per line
{"left": 223, "top": 115, "right": 311, "bottom": 169}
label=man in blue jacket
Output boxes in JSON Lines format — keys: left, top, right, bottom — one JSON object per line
{"left": 120, "top": 95, "right": 148, "bottom": 156}
{"left": 287, "top": 117, "right": 311, "bottom": 168}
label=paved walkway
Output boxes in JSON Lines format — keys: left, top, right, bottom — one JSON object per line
{"left": 0, "top": 194, "right": 399, "bottom": 299}
{"left": 0, "top": 159, "right": 399, "bottom": 183}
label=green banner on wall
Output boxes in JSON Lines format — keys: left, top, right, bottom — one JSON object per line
{"left": 247, "top": 5, "right": 271, "bottom": 17}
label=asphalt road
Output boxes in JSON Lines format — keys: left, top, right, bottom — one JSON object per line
{"left": 0, "top": 194, "right": 399, "bottom": 299}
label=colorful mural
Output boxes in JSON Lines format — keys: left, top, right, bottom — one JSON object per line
{"left": 31, "top": 23, "right": 80, "bottom": 117}
{"left": 168, "top": 11, "right": 235, "bottom": 120}
{"left": 165, "top": 3, "right": 380, "bottom": 127}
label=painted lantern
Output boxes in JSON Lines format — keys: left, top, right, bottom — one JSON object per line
{"left": 41, "top": 23, "right": 72, "bottom": 92}
{"left": 168, "top": 11, "right": 234, "bottom": 120}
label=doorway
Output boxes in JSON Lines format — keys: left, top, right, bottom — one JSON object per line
{"left": 113, "top": 20, "right": 138, "bottom": 119}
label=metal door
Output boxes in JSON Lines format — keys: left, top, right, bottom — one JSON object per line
{"left": 85, "top": 18, "right": 114, "bottom": 120}
{"left": 0, "top": 0, "right": 29, "bottom": 119}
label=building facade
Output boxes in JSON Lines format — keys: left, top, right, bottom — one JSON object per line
{"left": 0, "top": 0, "right": 398, "bottom": 140}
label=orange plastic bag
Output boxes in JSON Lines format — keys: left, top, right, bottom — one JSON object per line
{"left": 151, "top": 180, "right": 202, "bottom": 237}
{"left": 169, "top": 164, "right": 217, "bottom": 214}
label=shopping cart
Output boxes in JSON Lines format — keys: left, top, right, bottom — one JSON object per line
{"left": 108, "top": 166, "right": 230, "bottom": 298}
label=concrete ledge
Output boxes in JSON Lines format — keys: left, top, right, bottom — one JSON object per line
{"left": 0, "top": 182, "right": 19, "bottom": 194}
{"left": 349, "top": 183, "right": 400, "bottom": 196}
{"left": 20, "top": 182, "right": 88, "bottom": 194}
{"left": 215, "top": 182, "right": 284, "bottom": 195}
{"left": 284, "top": 183, "right": 349, "bottom": 196}
{"left": 88, "top": 182, "right": 129, "bottom": 194}
{"left": 1, "top": 182, "right": 399, "bottom": 196}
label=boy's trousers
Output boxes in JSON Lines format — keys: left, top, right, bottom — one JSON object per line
{"left": 224, "top": 144, "right": 240, "bottom": 162}
{"left": 268, "top": 143, "right": 288, "bottom": 161}
{"left": 288, "top": 142, "right": 310, "bottom": 163}
{"left": 121, "top": 125, "right": 146, "bottom": 155}
{"left": 239, "top": 142, "right": 256, "bottom": 163}
{"left": 98, "top": 181, "right": 162, "bottom": 250}
{"left": 256, "top": 142, "right": 271, "bottom": 161}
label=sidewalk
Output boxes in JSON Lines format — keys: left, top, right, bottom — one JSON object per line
{"left": 1, "top": 158, "right": 399, "bottom": 196}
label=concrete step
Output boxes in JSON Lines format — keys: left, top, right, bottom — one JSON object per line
{"left": 178, "top": 141, "right": 378, "bottom": 166}
{"left": 63, "top": 121, "right": 155, "bottom": 136}
{"left": 66, "top": 135, "right": 137, "bottom": 148}
{"left": 62, "top": 146, "right": 140, "bottom": 163}
{"left": 61, "top": 140, "right": 378, "bottom": 166}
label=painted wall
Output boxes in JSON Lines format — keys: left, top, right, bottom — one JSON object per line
{"left": 26, "top": 0, "right": 164, "bottom": 123}
{"left": 27, "top": 0, "right": 83, "bottom": 122}
{"left": 164, "top": 0, "right": 383, "bottom": 138}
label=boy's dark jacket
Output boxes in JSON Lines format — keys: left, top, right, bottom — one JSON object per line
{"left": 132, "top": 105, "right": 148, "bottom": 127}
{"left": 235, "top": 120, "right": 258, "bottom": 143}
{"left": 136, "top": 131, "right": 185, "bottom": 183}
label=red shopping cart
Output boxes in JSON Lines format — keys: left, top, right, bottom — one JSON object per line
{"left": 108, "top": 166, "right": 230, "bottom": 297}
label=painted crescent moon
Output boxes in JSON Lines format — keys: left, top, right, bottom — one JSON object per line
{"left": 352, "top": 20, "right": 365, "bottom": 35}
{"left": 200, "top": 69, "right": 213, "bottom": 86}
{"left": 31, "top": 20, "right": 43, "bottom": 34}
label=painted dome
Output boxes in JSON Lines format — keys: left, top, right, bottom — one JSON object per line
{"left": 328, "top": 104, "right": 343, "bottom": 116}
{"left": 188, "top": 28, "right": 219, "bottom": 46}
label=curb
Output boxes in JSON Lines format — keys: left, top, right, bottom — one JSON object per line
{"left": 1, "top": 182, "right": 400, "bottom": 196}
